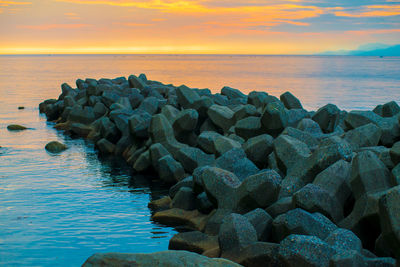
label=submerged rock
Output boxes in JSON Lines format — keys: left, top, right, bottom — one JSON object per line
{"left": 7, "top": 124, "right": 28, "bottom": 131}
{"left": 45, "top": 141, "right": 68, "bottom": 153}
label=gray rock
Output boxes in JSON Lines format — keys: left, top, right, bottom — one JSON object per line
{"left": 325, "top": 228, "right": 362, "bottom": 252}
{"left": 272, "top": 208, "right": 338, "bottom": 242}
{"left": 138, "top": 96, "right": 159, "bottom": 115}
{"left": 281, "top": 127, "right": 319, "bottom": 151}
{"left": 161, "top": 105, "right": 180, "bottom": 123}
{"left": 96, "top": 138, "right": 115, "bottom": 154}
{"left": 390, "top": 141, "right": 400, "bottom": 165}
{"left": 214, "top": 136, "right": 242, "bottom": 156}
{"left": 234, "top": 104, "right": 260, "bottom": 121}
{"left": 280, "top": 91, "right": 303, "bottom": 109}
{"left": 351, "top": 151, "right": 393, "bottom": 200}
{"left": 218, "top": 213, "right": 258, "bottom": 260}
{"left": 293, "top": 184, "right": 343, "bottom": 223}
{"left": 344, "top": 123, "right": 382, "bottom": 150}
{"left": 278, "top": 234, "right": 337, "bottom": 267}
{"left": 221, "top": 86, "right": 247, "bottom": 100}
{"left": 149, "top": 143, "right": 170, "bottom": 169}
{"left": 392, "top": 163, "right": 400, "bottom": 185}
{"left": 133, "top": 150, "right": 151, "bottom": 172}
{"left": 45, "top": 141, "right": 68, "bottom": 153}
{"left": 287, "top": 108, "right": 309, "bottom": 127}
{"left": 176, "top": 146, "right": 214, "bottom": 173}
{"left": 199, "top": 118, "right": 220, "bottom": 133}
{"left": 197, "top": 131, "right": 222, "bottom": 154}
{"left": 158, "top": 155, "right": 186, "bottom": 184}
{"left": 195, "top": 192, "right": 214, "bottom": 214}
{"left": 330, "top": 250, "right": 396, "bottom": 267}
{"left": 244, "top": 208, "right": 273, "bottom": 241}
{"left": 176, "top": 85, "right": 200, "bottom": 108}
{"left": 243, "top": 134, "right": 274, "bottom": 168}
{"left": 191, "top": 96, "right": 213, "bottom": 119}
{"left": 238, "top": 169, "right": 282, "bottom": 211}
{"left": 266, "top": 197, "right": 295, "bottom": 218}
{"left": 236, "top": 242, "right": 280, "bottom": 267}
{"left": 171, "top": 187, "right": 196, "bottom": 210}
{"left": 169, "top": 176, "right": 193, "bottom": 199}
{"left": 207, "top": 104, "right": 235, "bottom": 133}
{"left": 93, "top": 102, "right": 108, "bottom": 118}
{"left": 312, "top": 104, "right": 341, "bottom": 133}
{"left": 128, "top": 74, "right": 147, "bottom": 89}
{"left": 273, "top": 135, "right": 311, "bottom": 173}
{"left": 169, "top": 231, "right": 218, "bottom": 254}
{"left": 101, "top": 90, "right": 120, "bottom": 107}
{"left": 83, "top": 250, "right": 241, "bottom": 267}
{"left": 68, "top": 105, "right": 95, "bottom": 124}
{"left": 173, "top": 109, "right": 198, "bottom": 134}
{"left": 381, "top": 101, "right": 400, "bottom": 117}
{"left": 261, "top": 101, "right": 288, "bottom": 136}
{"left": 234, "top": 116, "right": 262, "bottom": 139}
{"left": 247, "top": 91, "right": 269, "bottom": 109}
{"left": 216, "top": 148, "right": 259, "bottom": 181}
{"left": 297, "top": 118, "right": 323, "bottom": 137}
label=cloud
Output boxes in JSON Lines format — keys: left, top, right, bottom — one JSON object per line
{"left": 335, "top": 4, "right": 400, "bottom": 17}
{"left": 17, "top": 24, "right": 91, "bottom": 30}
{"left": 0, "top": 0, "right": 31, "bottom": 6}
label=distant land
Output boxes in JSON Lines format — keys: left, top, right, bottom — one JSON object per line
{"left": 319, "top": 43, "right": 400, "bottom": 56}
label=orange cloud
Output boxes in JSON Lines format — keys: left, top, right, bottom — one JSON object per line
{"left": 17, "top": 24, "right": 91, "bottom": 30}
{"left": 0, "top": 0, "right": 31, "bottom": 6}
{"left": 335, "top": 5, "right": 400, "bottom": 17}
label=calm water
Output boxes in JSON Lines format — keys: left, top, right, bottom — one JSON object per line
{"left": 0, "top": 55, "right": 400, "bottom": 266}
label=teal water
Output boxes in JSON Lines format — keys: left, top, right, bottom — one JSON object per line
{"left": 0, "top": 55, "right": 400, "bottom": 266}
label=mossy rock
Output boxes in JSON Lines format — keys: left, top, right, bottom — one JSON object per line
{"left": 7, "top": 124, "right": 28, "bottom": 131}
{"left": 45, "top": 141, "right": 68, "bottom": 153}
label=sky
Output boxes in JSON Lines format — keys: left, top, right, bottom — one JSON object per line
{"left": 0, "top": 0, "right": 399, "bottom": 54}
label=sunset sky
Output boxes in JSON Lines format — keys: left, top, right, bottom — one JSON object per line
{"left": 0, "top": 0, "right": 399, "bottom": 54}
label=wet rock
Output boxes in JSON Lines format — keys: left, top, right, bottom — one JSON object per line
{"left": 272, "top": 208, "right": 337, "bottom": 242}
{"left": 243, "top": 134, "right": 274, "bottom": 168}
{"left": 278, "top": 234, "right": 337, "bottom": 267}
{"left": 169, "top": 176, "right": 193, "bottom": 199}
{"left": 236, "top": 242, "right": 281, "bottom": 267}
{"left": 244, "top": 208, "right": 273, "bottom": 241}
{"left": 280, "top": 91, "right": 303, "bottom": 109}
{"left": 312, "top": 104, "right": 341, "bottom": 133}
{"left": 45, "top": 141, "right": 68, "bottom": 153}
{"left": 7, "top": 124, "right": 28, "bottom": 131}
{"left": 171, "top": 187, "right": 196, "bottom": 210}
{"left": 234, "top": 116, "right": 262, "bottom": 139}
{"left": 148, "top": 196, "right": 171, "bottom": 212}
{"left": 207, "top": 104, "right": 235, "bottom": 133}
{"left": 70, "top": 123, "right": 93, "bottom": 137}
{"left": 157, "top": 155, "right": 186, "bottom": 184}
{"left": 96, "top": 138, "right": 115, "bottom": 154}
{"left": 83, "top": 250, "right": 241, "bottom": 267}
{"left": 68, "top": 105, "right": 95, "bottom": 124}
{"left": 169, "top": 231, "right": 219, "bottom": 254}
{"left": 218, "top": 213, "right": 258, "bottom": 260}
{"left": 261, "top": 101, "right": 288, "bottom": 136}
{"left": 133, "top": 150, "right": 151, "bottom": 172}
{"left": 152, "top": 208, "right": 209, "bottom": 231}
{"left": 215, "top": 148, "right": 259, "bottom": 181}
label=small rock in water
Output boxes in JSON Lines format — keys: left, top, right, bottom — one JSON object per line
{"left": 7, "top": 124, "right": 28, "bottom": 131}
{"left": 45, "top": 141, "right": 68, "bottom": 153}
{"left": 18, "top": 106, "right": 25, "bottom": 110}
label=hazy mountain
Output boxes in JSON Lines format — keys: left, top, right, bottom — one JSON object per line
{"left": 319, "top": 43, "right": 400, "bottom": 56}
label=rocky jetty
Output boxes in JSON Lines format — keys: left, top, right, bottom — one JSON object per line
{"left": 39, "top": 74, "right": 400, "bottom": 266}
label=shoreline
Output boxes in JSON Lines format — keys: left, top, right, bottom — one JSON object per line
{"left": 39, "top": 74, "right": 399, "bottom": 266}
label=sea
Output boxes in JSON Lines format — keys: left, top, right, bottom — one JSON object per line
{"left": 0, "top": 55, "right": 399, "bottom": 266}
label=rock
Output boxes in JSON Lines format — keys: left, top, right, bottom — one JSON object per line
{"left": 214, "top": 136, "right": 242, "bottom": 156}
{"left": 173, "top": 109, "right": 198, "bottom": 133}
{"left": 280, "top": 91, "right": 303, "bottom": 109}
{"left": 392, "top": 164, "right": 400, "bottom": 185}
{"left": 96, "top": 138, "right": 115, "bottom": 154}
{"left": 191, "top": 96, "right": 213, "bottom": 119}
{"left": 152, "top": 208, "right": 208, "bottom": 231}
{"left": 7, "top": 124, "right": 28, "bottom": 131}
{"left": 128, "top": 74, "right": 147, "bottom": 90}
{"left": 157, "top": 155, "right": 186, "bottom": 184}
{"left": 133, "top": 150, "right": 151, "bottom": 172}
{"left": 359, "top": 146, "right": 395, "bottom": 169}
{"left": 293, "top": 184, "right": 343, "bottom": 223}
{"left": 138, "top": 96, "right": 159, "bottom": 115}
{"left": 272, "top": 208, "right": 337, "bottom": 242}
{"left": 176, "top": 147, "right": 215, "bottom": 173}
{"left": 129, "top": 111, "right": 152, "bottom": 138}
{"left": 149, "top": 143, "right": 170, "bottom": 169}
{"left": 350, "top": 151, "right": 393, "bottom": 200}
{"left": 243, "top": 134, "right": 274, "bottom": 168}
{"left": 266, "top": 197, "right": 295, "bottom": 218}
{"left": 330, "top": 250, "right": 396, "bottom": 267}
{"left": 171, "top": 187, "right": 196, "bottom": 210}
{"left": 197, "top": 131, "right": 222, "bottom": 154}
{"left": 234, "top": 104, "right": 259, "bottom": 121}
{"left": 169, "top": 176, "right": 193, "bottom": 199}
{"left": 281, "top": 127, "right": 319, "bottom": 151}
{"left": 344, "top": 123, "right": 382, "bottom": 150}
{"left": 149, "top": 114, "right": 175, "bottom": 143}
{"left": 176, "top": 85, "right": 201, "bottom": 108}
{"left": 93, "top": 117, "right": 119, "bottom": 142}
{"left": 313, "top": 160, "right": 352, "bottom": 207}
{"left": 83, "top": 250, "right": 241, "bottom": 267}
{"left": 390, "top": 141, "right": 400, "bottom": 165}
{"left": 381, "top": 101, "right": 400, "bottom": 117}
{"left": 93, "top": 102, "right": 108, "bottom": 118}
{"left": 68, "top": 105, "right": 95, "bottom": 124}
{"left": 195, "top": 192, "right": 214, "bottom": 214}
{"left": 273, "top": 135, "right": 311, "bottom": 173}
{"left": 312, "top": 104, "right": 340, "bottom": 133}
{"left": 221, "top": 86, "right": 247, "bottom": 100}
{"left": 236, "top": 242, "right": 281, "bottom": 267}
{"left": 101, "top": 90, "right": 120, "bottom": 107}
{"left": 218, "top": 213, "right": 258, "bottom": 260}
{"left": 148, "top": 196, "right": 171, "bottom": 212}
{"left": 45, "top": 141, "right": 68, "bottom": 153}
{"left": 216, "top": 148, "right": 259, "bottom": 181}
{"left": 234, "top": 116, "right": 262, "bottom": 139}
{"left": 278, "top": 234, "right": 337, "bottom": 267}
{"left": 207, "top": 104, "right": 235, "bottom": 133}
{"left": 325, "top": 228, "right": 362, "bottom": 252}
{"left": 378, "top": 185, "right": 400, "bottom": 258}
{"left": 161, "top": 105, "right": 180, "bottom": 123}
{"left": 244, "top": 208, "right": 273, "bottom": 241}
{"left": 287, "top": 108, "right": 309, "bottom": 127}
{"left": 169, "top": 231, "right": 219, "bottom": 254}
{"left": 297, "top": 118, "right": 323, "bottom": 137}
{"left": 238, "top": 170, "right": 282, "bottom": 211}
{"left": 261, "top": 101, "right": 288, "bottom": 136}
{"left": 198, "top": 167, "right": 241, "bottom": 210}
{"left": 70, "top": 123, "right": 93, "bottom": 137}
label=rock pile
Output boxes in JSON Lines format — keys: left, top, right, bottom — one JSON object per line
{"left": 40, "top": 74, "right": 400, "bottom": 266}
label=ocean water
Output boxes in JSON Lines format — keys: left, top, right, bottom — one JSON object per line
{"left": 0, "top": 55, "right": 399, "bottom": 266}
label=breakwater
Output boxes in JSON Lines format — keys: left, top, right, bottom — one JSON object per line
{"left": 40, "top": 74, "right": 399, "bottom": 266}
